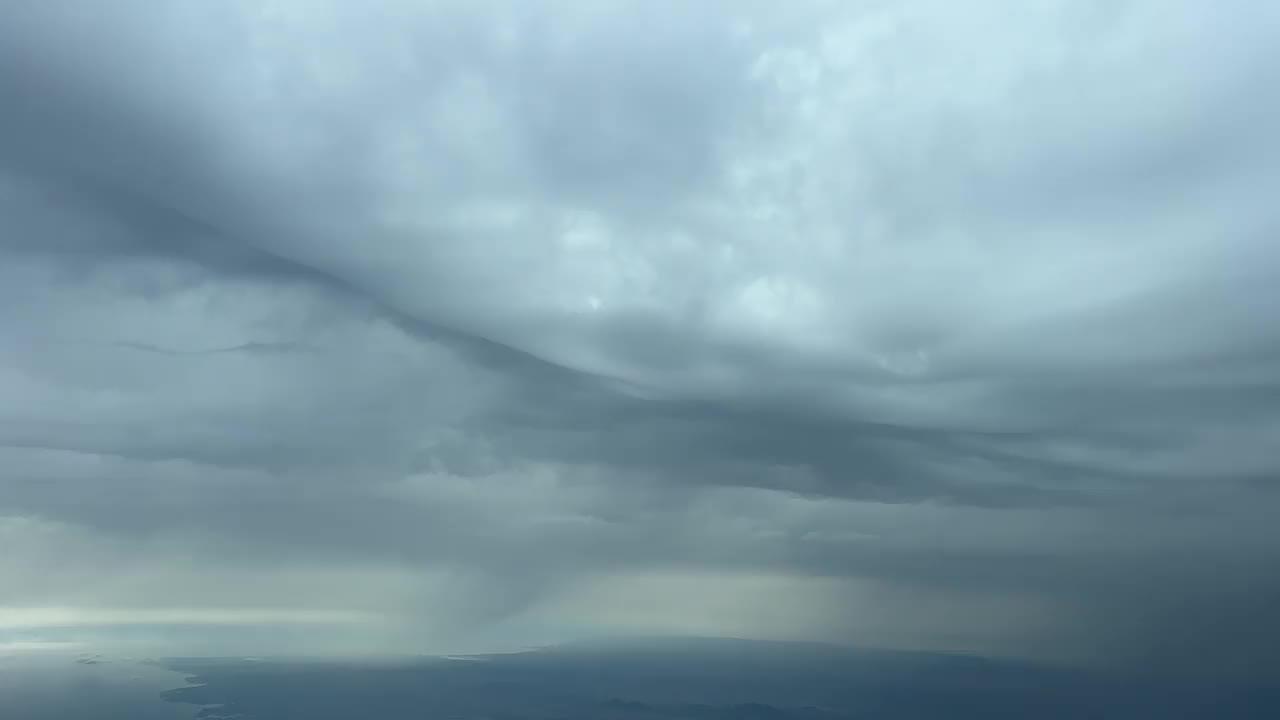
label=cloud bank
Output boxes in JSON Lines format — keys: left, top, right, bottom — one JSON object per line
{"left": 2, "top": 0, "right": 1279, "bottom": 676}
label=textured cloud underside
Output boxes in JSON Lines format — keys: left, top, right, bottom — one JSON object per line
{"left": 1, "top": 0, "right": 1278, "bottom": 675}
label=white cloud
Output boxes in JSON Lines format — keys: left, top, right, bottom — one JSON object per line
{"left": 0, "top": 0, "right": 1277, "bottom": 673}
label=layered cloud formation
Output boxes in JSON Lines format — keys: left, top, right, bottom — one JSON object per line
{"left": 2, "top": 0, "right": 1278, "bottom": 675}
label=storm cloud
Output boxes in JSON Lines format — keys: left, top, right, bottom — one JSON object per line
{"left": 2, "top": 0, "right": 1279, "bottom": 676}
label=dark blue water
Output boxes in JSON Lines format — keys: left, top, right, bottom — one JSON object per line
{"left": 5, "top": 639, "right": 1279, "bottom": 719}
{"left": 159, "top": 639, "right": 1280, "bottom": 720}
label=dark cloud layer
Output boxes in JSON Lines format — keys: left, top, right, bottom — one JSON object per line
{"left": 2, "top": 0, "right": 1279, "bottom": 676}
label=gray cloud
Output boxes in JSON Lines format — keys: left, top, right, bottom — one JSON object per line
{"left": 1, "top": 0, "right": 1279, "bottom": 677}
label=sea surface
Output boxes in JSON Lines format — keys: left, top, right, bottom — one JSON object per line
{"left": 0, "top": 650, "right": 196, "bottom": 720}
{"left": 4, "top": 638, "right": 1279, "bottom": 719}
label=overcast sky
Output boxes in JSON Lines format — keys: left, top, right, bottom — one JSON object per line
{"left": 2, "top": 0, "right": 1279, "bottom": 677}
